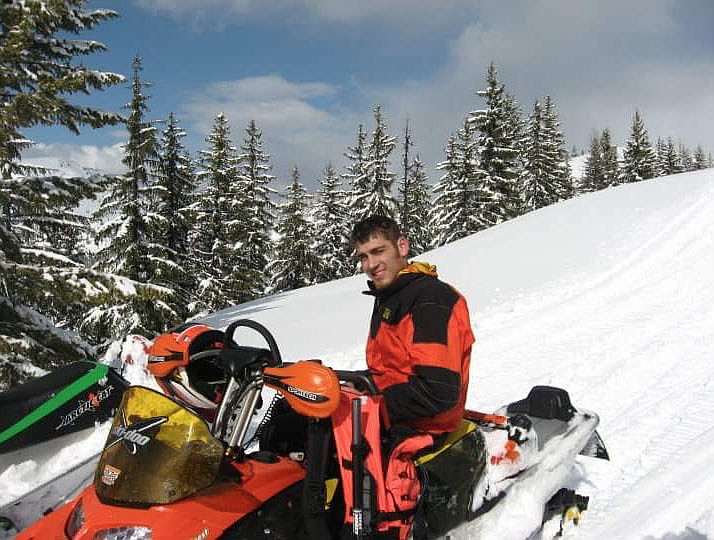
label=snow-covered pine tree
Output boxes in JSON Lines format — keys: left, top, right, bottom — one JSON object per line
{"left": 655, "top": 137, "right": 668, "bottom": 177}
{"left": 313, "top": 163, "right": 352, "bottom": 282}
{"left": 268, "top": 166, "right": 319, "bottom": 293}
{"left": 600, "top": 128, "right": 619, "bottom": 186}
{"left": 358, "top": 106, "right": 398, "bottom": 220}
{"left": 693, "top": 146, "right": 708, "bottom": 170}
{"left": 542, "top": 96, "right": 573, "bottom": 202}
{"left": 521, "top": 100, "right": 555, "bottom": 210}
{"left": 0, "top": 0, "right": 124, "bottom": 385}
{"left": 403, "top": 156, "right": 433, "bottom": 256}
{"left": 343, "top": 124, "right": 369, "bottom": 225}
{"left": 678, "top": 143, "right": 693, "bottom": 172}
{"left": 398, "top": 120, "right": 433, "bottom": 254}
{"left": 237, "top": 120, "right": 276, "bottom": 299}
{"left": 152, "top": 112, "right": 195, "bottom": 318}
{"left": 468, "top": 63, "right": 521, "bottom": 226}
{"left": 581, "top": 133, "right": 604, "bottom": 193}
{"left": 88, "top": 56, "right": 176, "bottom": 343}
{"left": 192, "top": 113, "right": 244, "bottom": 313}
{"left": 663, "top": 138, "right": 679, "bottom": 176}
{"left": 398, "top": 119, "right": 414, "bottom": 233}
{"left": 431, "top": 135, "right": 471, "bottom": 247}
{"left": 619, "top": 110, "right": 656, "bottom": 183}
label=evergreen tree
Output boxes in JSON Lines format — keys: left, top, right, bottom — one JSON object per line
{"left": 88, "top": 56, "right": 176, "bottom": 343}
{"left": 343, "top": 124, "right": 369, "bottom": 224}
{"left": 678, "top": 143, "right": 693, "bottom": 172}
{"left": 468, "top": 63, "right": 521, "bottom": 226}
{"left": 403, "top": 156, "right": 433, "bottom": 255}
{"left": 582, "top": 133, "right": 604, "bottom": 193}
{"left": 600, "top": 128, "right": 619, "bottom": 186}
{"left": 237, "top": 120, "right": 276, "bottom": 299}
{"left": 192, "top": 113, "right": 244, "bottom": 312}
{"left": 693, "top": 146, "right": 708, "bottom": 170}
{"left": 152, "top": 113, "right": 195, "bottom": 317}
{"left": 655, "top": 137, "right": 668, "bottom": 177}
{"left": 313, "top": 163, "right": 352, "bottom": 282}
{"left": 521, "top": 99, "right": 560, "bottom": 210}
{"left": 398, "top": 119, "right": 414, "bottom": 232}
{"left": 619, "top": 110, "right": 656, "bottom": 183}
{"left": 431, "top": 135, "right": 471, "bottom": 247}
{"left": 357, "top": 106, "right": 398, "bottom": 220}
{"left": 664, "top": 138, "right": 679, "bottom": 176}
{"left": 542, "top": 96, "right": 573, "bottom": 201}
{"left": 398, "top": 120, "right": 433, "bottom": 254}
{"left": 268, "top": 166, "right": 318, "bottom": 292}
{"left": 0, "top": 0, "right": 124, "bottom": 385}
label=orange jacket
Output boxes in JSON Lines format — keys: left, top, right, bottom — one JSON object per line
{"left": 364, "top": 262, "right": 474, "bottom": 434}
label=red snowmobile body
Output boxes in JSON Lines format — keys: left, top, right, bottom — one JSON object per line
{"left": 16, "top": 319, "right": 606, "bottom": 540}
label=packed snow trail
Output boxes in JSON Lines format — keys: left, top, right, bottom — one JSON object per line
{"left": 2, "top": 170, "right": 714, "bottom": 539}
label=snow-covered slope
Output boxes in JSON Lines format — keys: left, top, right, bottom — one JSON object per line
{"left": 2, "top": 169, "right": 714, "bottom": 539}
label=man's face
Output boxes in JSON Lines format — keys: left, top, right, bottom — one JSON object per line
{"left": 354, "top": 233, "right": 409, "bottom": 289}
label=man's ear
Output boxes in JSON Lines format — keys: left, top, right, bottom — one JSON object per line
{"left": 397, "top": 236, "right": 409, "bottom": 258}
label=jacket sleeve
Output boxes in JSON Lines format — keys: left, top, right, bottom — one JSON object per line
{"left": 378, "top": 297, "right": 472, "bottom": 426}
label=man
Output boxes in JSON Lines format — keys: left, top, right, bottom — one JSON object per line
{"left": 352, "top": 215, "right": 474, "bottom": 435}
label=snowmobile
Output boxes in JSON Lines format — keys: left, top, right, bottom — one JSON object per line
{"left": 14, "top": 319, "right": 609, "bottom": 540}
{"left": 0, "top": 360, "right": 130, "bottom": 532}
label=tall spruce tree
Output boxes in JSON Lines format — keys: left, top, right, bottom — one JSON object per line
{"left": 152, "top": 113, "right": 195, "bottom": 318}
{"left": 0, "top": 0, "right": 124, "bottom": 385}
{"left": 431, "top": 135, "right": 471, "bottom": 247}
{"left": 600, "top": 128, "right": 619, "bottom": 186}
{"left": 268, "top": 166, "right": 318, "bottom": 293}
{"left": 343, "top": 124, "right": 369, "bottom": 224}
{"left": 88, "top": 56, "right": 176, "bottom": 343}
{"left": 521, "top": 100, "right": 554, "bottom": 209}
{"left": 582, "top": 133, "right": 604, "bottom": 193}
{"left": 398, "top": 119, "right": 414, "bottom": 233}
{"left": 542, "top": 96, "right": 573, "bottom": 201}
{"left": 468, "top": 63, "right": 521, "bottom": 226}
{"left": 678, "top": 143, "right": 693, "bottom": 172}
{"left": 355, "top": 106, "right": 398, "bottom": 220}
{"left": 192, "top": 113, "right": 244, "bottom": 312}
{"left": 619, "top": 110, "right": 656, "bottom": 183}
{"left": 237, "top": 120, "right": 276, "bottom": 299}
{"left": 693, "top": 146, "right": 708, "bottom": 170}
{"left": 403, "top": 156, "right": 433, "bottom": 256}
{"left": 313, "top": 163, "right": 351, "bottom": 282}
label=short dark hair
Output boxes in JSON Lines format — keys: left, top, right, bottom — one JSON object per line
{"left": 350, "top": 215, "right": 402, "bottom": 245}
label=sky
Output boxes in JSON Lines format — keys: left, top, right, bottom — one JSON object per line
{"left": 23, "top": 0, "right": 714, "bottom": 191}
{"left": 3, "top": 168, "right": 714, "bottom": 539}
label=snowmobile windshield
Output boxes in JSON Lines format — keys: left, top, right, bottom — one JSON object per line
{"left": 94, "top": 386, "right": 224, "bottom": 506}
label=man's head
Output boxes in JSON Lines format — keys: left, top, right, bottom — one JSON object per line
{"left": 351, "top": 215, "right": 409, "bottom": 289}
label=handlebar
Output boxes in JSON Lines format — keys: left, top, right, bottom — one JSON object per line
{"left": 334, "top": 370, "right": 379, "bottom": 395}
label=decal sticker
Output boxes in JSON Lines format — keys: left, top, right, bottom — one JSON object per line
{"left": 55, "top": 385, "right": 115, "bottom": 430}
{"left": 192, "top": 528, "right": 210, "bottom": 540}
{"left": 106, "top": 412, "right": 168, "bottom": 455}
{"left": 101, "top": 464, "right": 122, "bottom": 486}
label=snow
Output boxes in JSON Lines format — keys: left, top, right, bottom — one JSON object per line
{"left": 2, "top": 168, "right": 714, "bottom": 538}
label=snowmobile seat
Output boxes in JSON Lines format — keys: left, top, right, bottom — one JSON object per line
{"left": 506, "top": 385, "right": 576, "bottom": 421}
{"left": 0, "top": 361, "right": 97, "bottom": 433}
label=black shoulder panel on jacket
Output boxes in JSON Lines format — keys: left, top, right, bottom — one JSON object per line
{"left": 412, "top": 302, "right": 451, "bottom": 344}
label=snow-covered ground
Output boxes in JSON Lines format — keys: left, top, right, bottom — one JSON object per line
{"left": 2, "top": 168, "right": 714, "bottom": 539}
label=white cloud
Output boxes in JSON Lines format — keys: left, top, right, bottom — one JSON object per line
{"left": 134, "top": 0, "right": 476, "bottom": 32}
{"left": 23, "top": 143, "right": 125, "bottom": 175}
{"left": 183, "top": 75, "right": 359, "bottom": 188}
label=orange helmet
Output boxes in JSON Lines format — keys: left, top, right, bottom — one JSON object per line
{"left": 148, "top": 323, "right": 225, "bottom": 415}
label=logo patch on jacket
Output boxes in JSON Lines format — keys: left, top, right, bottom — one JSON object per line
{"left": 381, "top": 307, "right": 392, "bottom": 321}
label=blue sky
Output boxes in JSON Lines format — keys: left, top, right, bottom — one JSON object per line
{"left": 25, "top": 0, "right": 714, "bottom": 190}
